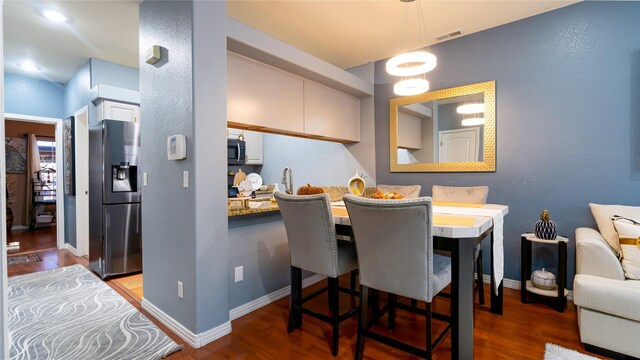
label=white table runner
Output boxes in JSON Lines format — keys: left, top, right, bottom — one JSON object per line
{"left": 433, "top": 205, "right": 505, "bottom": 295}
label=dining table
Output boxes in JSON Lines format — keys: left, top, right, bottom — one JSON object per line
{"left": 330, "top": 201, "right": 509, "bottom": 360}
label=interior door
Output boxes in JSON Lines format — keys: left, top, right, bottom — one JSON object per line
{"left": 75, "top": 106, "right": 89, "bottom": 256}
{"left": 439, "top": 128, "right": 480, "bottom": 162}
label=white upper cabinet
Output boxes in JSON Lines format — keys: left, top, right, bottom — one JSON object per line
{"left": 303, "top": 80, "right": 360, "bottom": 142}
{"left": 226, "top": 128, "right": 263, "bottom": 165}
{"left": 96, "top": 100, "right": 140, "bottom": 123}
{"left": 227, "top": 52, "right": 304, "bottom": 134}
{"left": 244, "top": 130, "right": 263, "bottom": 165}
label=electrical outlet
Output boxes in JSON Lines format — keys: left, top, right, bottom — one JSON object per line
{"left": 234, "top": 266, "right": 243, "bottom": 283}
{"left": 183, "top": 171, "right": 189, "bottom": 188}
{"left": 143, "top": 172, "right": 148, "bottom": 186}
{"left": 177, "top": 281, "right": 184, "bottom": 299}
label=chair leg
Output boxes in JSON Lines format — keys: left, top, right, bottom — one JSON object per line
{"left": 288, "top": 266, "right": 302, "bottom": 333}
{"left": 370, "top": 289, "right": 380, "bottom": 325}
{"left": 355, "top": 285, "right": 369, "bottom": 360}
{"left": 426, "top": 302, "right": 432, "bottom": 359}
{"left": 328, "top": 277, "right": 340, "bottom": 356}
{"left": 350, "top": 270, "right": 358, "bottom": 292}
{"left": 476, "top": 249, "right": 485, "bottom": 306}
{"left": 388, "top": 294, "right": 396, "bottom": 331}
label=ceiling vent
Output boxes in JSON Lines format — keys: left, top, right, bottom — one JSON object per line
{"left": 435, "top": 29, "right": 463, "bottom": 42}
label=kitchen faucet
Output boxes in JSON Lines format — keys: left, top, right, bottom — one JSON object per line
{"left": 282, "top": 167, "right": 293, "bottom": 195}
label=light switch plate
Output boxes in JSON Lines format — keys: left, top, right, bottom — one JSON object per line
{"left": 234, "top": 266, "right": 243, "bottom": 283}
{"left": 183, "top": 171, "right": 189, "bottom": 188}
{"left": 143, "top": 172, "right": 148, "bottom": 186}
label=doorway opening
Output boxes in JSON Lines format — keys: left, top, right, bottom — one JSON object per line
{"left": 4, "top": 114, "right": 65, "bottom": 258}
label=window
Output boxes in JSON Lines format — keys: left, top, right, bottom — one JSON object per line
{"left": 37, "top": 138, "right": 56, "bottom": 171}
{"left": 36, "top": 137, "right": 57, "bottom": 187}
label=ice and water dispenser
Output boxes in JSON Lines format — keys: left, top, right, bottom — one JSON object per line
{"left": 112, "top": 161, "right": 137, "bottom": 193}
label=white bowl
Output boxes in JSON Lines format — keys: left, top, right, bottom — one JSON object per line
{"left": 248, "top": 201, "right": 263, "bottom": 209}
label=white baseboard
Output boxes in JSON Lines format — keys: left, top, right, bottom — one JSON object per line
{"left": 482, "top": 274, "right": 573, "bottom": 301}
{"left": 10, "top": 225, "right": 29, "bottom": 231}
{"left": 229, "top": 274, "right": 326, "bottom": 320}
{"left": 62, "top": 243, "right": 82, "bottom": 257}
{"left": 142, "top": 298, "right": 232, "bottom": 348}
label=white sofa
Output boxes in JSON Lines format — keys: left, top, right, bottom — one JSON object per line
{"left": 574, "top": 227, "right": 640, "bottom": 358}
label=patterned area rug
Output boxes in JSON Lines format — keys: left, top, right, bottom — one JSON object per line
{"left": 544, "top": 343, "right": 601, "bottom": 360}
{"left": 7, "top": 253, "right": 41, "bottom": 266}
{"left": 8, "top": 265, "right": 182, "bottom": 360}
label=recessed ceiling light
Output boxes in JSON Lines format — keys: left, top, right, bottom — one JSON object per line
{"left": 17, "top": 63, "right": 41, "bottom": 72}
{"left": 42, "top": 9, "right": 67, "bottom": 23}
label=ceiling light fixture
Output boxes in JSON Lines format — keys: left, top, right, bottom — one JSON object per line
{"left": 394, "top": 78, "right": 429, "bottom": 96}
{"left": 42, "top": 9, "right": 67, "bottom": 23}
{"left": 461, "top": 117, "right": 485, "bottom": 127}
{"left": 387, "top": 0, "right": 436, "bottom": 96}
{"left": 386, "top": 51, "right": 436, "bottom": 77}
{"left": 17, "top": 63, "right": 41, "bottom": 72}
{"left": 457, "top": 103, "right": 484, "bottom": 114}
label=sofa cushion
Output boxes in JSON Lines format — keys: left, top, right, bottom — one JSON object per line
{"left": 589, "top": 203, "right": 640, "bottom": 257}
{"left": 612, "top": 216, "right": 640, "bottom": 280}
{"left": 574, "top": 274, "right": 640, "bottom": 322}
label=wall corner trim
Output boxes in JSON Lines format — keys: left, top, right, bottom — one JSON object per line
{"left": 230, "top": 274, "right": 326, "bottom": 321}
{"left": 142, "top": 298, "right": 232, "bottom": 348}
{"left": 62, "top": 243, "right": 82, "bottom": 257}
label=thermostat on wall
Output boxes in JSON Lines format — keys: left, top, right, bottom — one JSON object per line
{"left": 167, "top": 134, "right": 187, "bottom": 160}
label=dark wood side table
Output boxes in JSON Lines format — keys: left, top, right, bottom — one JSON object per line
{"left": 520, "top": 233, "right": 569, "bottom": 312}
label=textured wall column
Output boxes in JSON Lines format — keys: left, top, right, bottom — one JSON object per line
{"left": 0, "top": 0, "right": 10, "bottom": 356}
{"left": 139, "top": 0, "right": 229, "bottom": 340}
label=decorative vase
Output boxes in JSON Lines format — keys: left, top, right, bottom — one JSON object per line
{"left": 534, "top": 209, "right": 557, "bottom": 240}
{"left": 348, "top": 170, "right": 365, "bottom": 196}
{"left": 531, "top": 268, "right": 556, "bottom": 290}
{"left": 6, "top": 207, "right": 13, "bottom": 233}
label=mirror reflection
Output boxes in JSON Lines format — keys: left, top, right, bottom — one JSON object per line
{"left": 397, "top": 93, "right": 485, "bottom": 164}
{"left": 389, "top": 81, "right": 495, "bottom": 172}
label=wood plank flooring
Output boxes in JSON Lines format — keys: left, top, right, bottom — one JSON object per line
{"left": 6, "top": 226, "right": 57, "bottom": 255}
{"left": 7, "top": 247, "right": 607, "bottom": 359}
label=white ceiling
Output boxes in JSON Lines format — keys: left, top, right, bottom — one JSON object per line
{"left": 3, "top": 0, "right": 578, "bottom": 84}
{"left": 4, "top": 0, "right": 139, "bottom": 84}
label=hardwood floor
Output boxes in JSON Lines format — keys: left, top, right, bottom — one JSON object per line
{"left": 6, "top": 225, "right": 57, "bottom": 255}
{"left": 8, "top": 248, "right": 606, "bottom": 359}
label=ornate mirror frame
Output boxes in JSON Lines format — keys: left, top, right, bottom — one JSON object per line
{"left": 389, "top": 80, "right": 496, "bottom": 172}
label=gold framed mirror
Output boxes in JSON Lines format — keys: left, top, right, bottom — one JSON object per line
{"left": 390, "top": 80, "right": 495, "bottom": 172}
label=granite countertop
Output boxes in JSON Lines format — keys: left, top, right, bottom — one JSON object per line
{"left": 228, "top": 186, "right": 376, "bottom": 217}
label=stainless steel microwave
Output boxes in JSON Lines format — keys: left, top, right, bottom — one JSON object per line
{"left": 228, "top": 138, "right": 246, "bottom": 165}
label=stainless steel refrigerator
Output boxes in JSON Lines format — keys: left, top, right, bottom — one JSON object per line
{"left": 89, "top": 119, "right": 141, "bottom": 279}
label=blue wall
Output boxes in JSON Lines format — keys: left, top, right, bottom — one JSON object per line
{"left": 90, "top": 58, "right": 139, "bottom": 91}
{"left": 375, "top": 1, "right": 640, "bottom": 287}
{"left": 4, "top": 74, "right": 65, "bottom": 118}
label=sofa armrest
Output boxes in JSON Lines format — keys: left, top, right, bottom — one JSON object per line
{"left": 575, "top": 227, "right": 625, "bottom": 280}
{"left": 574, "top": 274, "right": 640, "bottom": 322}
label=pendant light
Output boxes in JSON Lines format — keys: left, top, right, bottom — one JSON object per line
{"left": 457, "top": 103, "right": 484, "bottom": 114}
{"left": 461, "top": 117, "right": 485, "bottom": 126}
{"left": 387, "top": 0, "right": 436, "bottom": 96}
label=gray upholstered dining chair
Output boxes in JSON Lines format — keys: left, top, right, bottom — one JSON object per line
{"left": 343, "top": 194, "right": 451, "bottom": 359}
{"left": 376, "top": 184, "right": 422, "bottom": 198}
{"left": 274, "top": 191, "right": 359, "bottom": 357}
{"left": 432, "top": 185, "right": 489, "bottom": 305}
